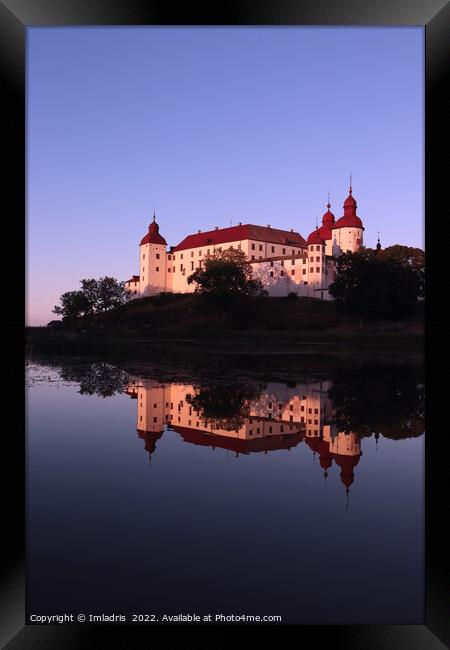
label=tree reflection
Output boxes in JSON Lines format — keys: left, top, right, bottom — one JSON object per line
{"left": 59, "top": 362, "right": 129, "bottom": 397}
{"left": 186, "top": 383, "right": 264, "bottom": 431}
{"left": 328, "top": 364, "right": 424, "bottom": 439}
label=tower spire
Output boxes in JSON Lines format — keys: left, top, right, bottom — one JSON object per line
{"left": 153, "top": 207, "right": 156, "bottom": 222}
{"left": 376, "top": 231, "right": 381, "bottom": 252}
{"left": 327, "top": 191, "right": 331, "bottom": 209}
{"left": 349, "top": 171, "right": 352, "bottom": 194}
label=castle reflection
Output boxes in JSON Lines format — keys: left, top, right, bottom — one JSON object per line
{"left": 125, "top": 379, "right": 362, "bottom": 494}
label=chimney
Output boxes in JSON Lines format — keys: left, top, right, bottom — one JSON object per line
{"left": 267, "top": 224, "right": 271, "bottom": 228}
{"left": 197, "top": 229, "right": 201, "bottom": 233}
{"left": 215, "top": 226, "right": 219, "bottom": 230}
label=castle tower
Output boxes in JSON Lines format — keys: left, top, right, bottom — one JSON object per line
{"left": 331, "top": 179, "right": 364, "bottom": 256}
{"left": 308, "top": 199, "right": 336, "bottom": 256}
{"left": 306, "top": 229, "right": 326, "bottom": 298}
{"left": 139, "top": 212, "right": 168, "bottom": 296}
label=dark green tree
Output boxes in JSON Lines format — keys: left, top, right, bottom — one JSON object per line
{"left": 329, "top": 246, "right": 424, "bottom": 318}
{"left": 96, "top": 276, "right": 129, "bottom": 312}
{"left": 53, "top": 277, "right": 130, "bottom": 323}
{"left": 52, "top": 290, "right": 91, "bottom": 323}
{"left": 187, "top": 248, "right": 266, "bottom": 298}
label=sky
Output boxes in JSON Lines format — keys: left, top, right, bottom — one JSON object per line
{"left": 27, "top": 26, "right": 424, "bottom": 325}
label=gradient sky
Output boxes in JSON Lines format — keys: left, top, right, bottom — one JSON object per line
{"left": 27, "top": 27, "right": 424, "bottom": 325}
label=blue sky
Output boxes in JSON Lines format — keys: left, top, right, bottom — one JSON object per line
{"left": 27, "top": 26, "right": 424, "bottom": 325}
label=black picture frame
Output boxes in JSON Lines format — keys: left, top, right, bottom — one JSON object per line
{"left": 6, "top": 1, "right": 449, "bottom": 646}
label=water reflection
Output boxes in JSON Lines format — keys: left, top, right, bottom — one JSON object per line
{"left": 124, "top": 373, "right": 423, "bottom": 497}
{"left": 26, "top": 357, "right": 425, "bottom": 623}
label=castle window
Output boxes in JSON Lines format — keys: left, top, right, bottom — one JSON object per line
{"left": 291, "top": 270, "right": 295, "bottom": 276}
{"left": 282, "top": 248, "right": 286, "bottom": 255}
{"left": 269, "top": 426, "right": 272, "bottom": 433}
{"left": 156, "top": 253, "right": 160, "bottom": 259}
{"left": 290, "top": 405, "right": 293, "bottom": 411}
{"left": 290, "top": 416, "right": 293, "bottom": 422}
{"left": 291, "top": 259, "right": 295, "bottom": 265}
{"left": 280, "top": 426, "right": 284, "bottom": 433}
{"left": 153, "top": 417, "right": 157, "bottom": 423}
{"left": 199, "top": 250, "right": 202, "bottom": 255}
{"left": 316, "top": 246, "right": 320, "bottom": 251}
{"left": 143, "top": 254, "right": 145, "bottom": 259}
{"left": 251, "top": 243, "right": 255, "bottom": 250}
{"left": 314, "top": 420, "right": 318, "bottom": 425}
{"left": 304, "top": 281, "right": 307, "bottom": 285}
{"left": 191, "top": 251, "right": 194, "bottom": 257}
{"left": 181, "top": 254, "right": 183, "bottom": 259}
{"left": 141, "top": 277, "right": 144, "bottom": 282}
{"left": 207, "top": 249, "right": 210, "bottom": 255}
{"left": 280, "top": 260, "right": 284, "bottom": 266}
{"left": 156, "top": 267, "right": 159, "bottom": 272}
{"left": 268, "top": 402, "right": 272, "bottom": 408}
{"left": 301, "top": 405, "right": 304, "bottom": 411}
{"left": 310, "top": 257, "right": 313, "bottom": 262}
{"left": 316, "top": 257, "right": 320, "bottom": 262}
{"left": 271, "top": 246, "right": 275, "bottom": 253}
{"left": 173, "top": 266, "right": 175, "bottom": 272}
{"left": 270, "top": 271, "right": 274, "bottom": 277}
{"left": 259, "top": 255, "right": 262, "bottom": 259}
{"left": 173, "top": 255, "right": 175, "bottom": 260}
{"left": 316, "top": 268, "right": 320, "bottom": 273}
{"left": 303, "top": 259, "right": 306, "bottom": 264}
{"left": 252, "top": 255, "right": 255, "bottom": 260}
{"left": 143, "top": 267, "right": 145, "bottom": 272}
{"left": 238, "top": 244, "right": 241, "bottom": 250}
{"left": 191, "top": 262, "right": 194, "bottom": 270}
{"left": 180, "top": 265, "right": 183, "bottom": 271}
{"left": 270, "top": 260, "right": 274, "bottom": 267}
{"left": 301, "top": 416, "right": 304, "bottom": 423}
{"left": 168, "top": 255, "right": 171, "bottom": 260}
{"left": 259, "top": 244, "right": 263, "bottom": 251}
{"left": 302, "top": 269, "right": 306, "bottom": 275}
{"left": 168, "top": 268, "right": 171, "bottom": 273}
{"left": 280, "top": 271, "right": 284, "bottom": 276}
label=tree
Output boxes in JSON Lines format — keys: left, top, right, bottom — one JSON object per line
{"left": 187, "top": 248, "right": 266, "bottom": 298}
{"left": 53, "top": 277, "right": 130, "bottom": 323}
{"left": 52, "top": 290, "right": 91, "bottom": 323}
{"left": 96, "top": 276, "right": 129, "bottom": 312}
{"left": 80, "top": 278, "right": 99, "bottom": 315}
{"left": 329, "top": 246, "right": 424, "bottom": 318}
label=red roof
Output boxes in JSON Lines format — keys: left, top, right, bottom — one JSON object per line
{"left": 173, "top": 224, "right": 307, "bottom": 252}
{"left": 307, "top": 229, "right": 326, "bottom": 245}
{"left": 332, "top": 189, "right": 364, "bottom": 230}
{"left": 332, "top": 215, "right": 364, "bottom": 230}
{"left": 322, "top": 204, "right": 335, "bottom": 225}
{"left": 140, "top": 219, "right": 167, "bottom": 246}
{"left": 171, "top": 425, "right": 303, "bottom": 454}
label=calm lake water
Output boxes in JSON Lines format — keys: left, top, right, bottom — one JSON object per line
{"left": 26, "top": 356, "right": 425, "bottom": 625}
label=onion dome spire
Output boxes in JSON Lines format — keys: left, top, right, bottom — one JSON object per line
{"left": 139, "top": 209, "right": 167, "bottom": 246}
{"left": 376, "top": 232, "right": 381, "bottom": 252}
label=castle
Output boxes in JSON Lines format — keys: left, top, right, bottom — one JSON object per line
{"left": 125, "top": 181, "right": 367, "bottom": 301}
{"left": 125, "top": 377, "right": 362, "bottom": 497}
